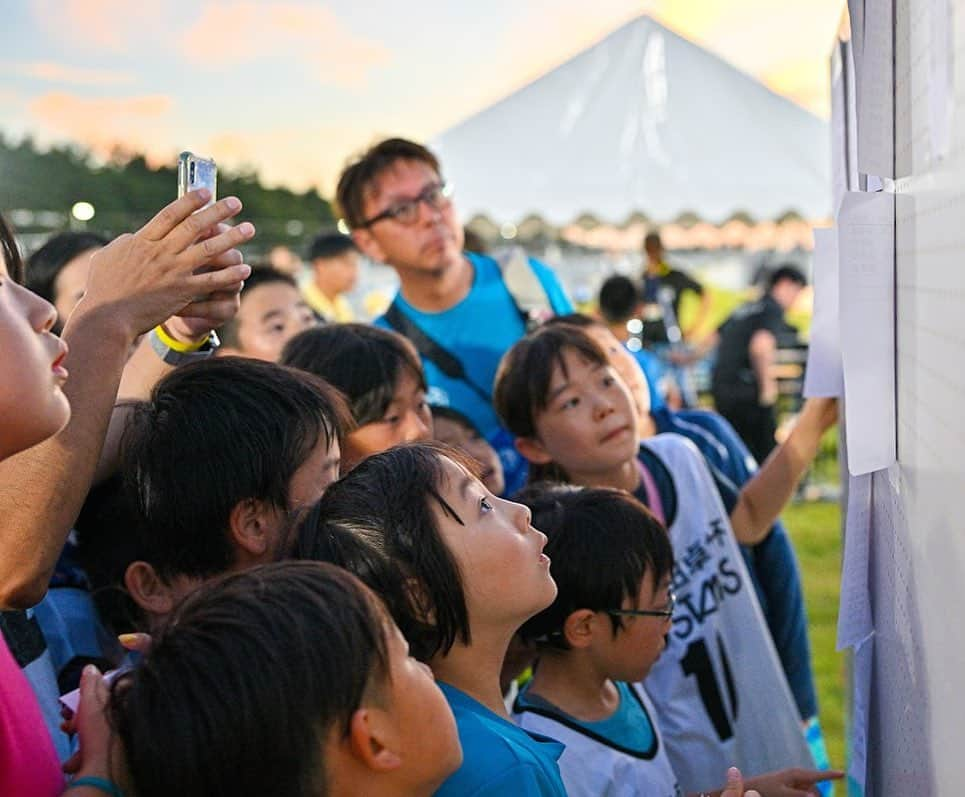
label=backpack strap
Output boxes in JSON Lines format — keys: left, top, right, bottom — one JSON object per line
{"left": 382, "top": 301, "right": 493, "bottom": 404}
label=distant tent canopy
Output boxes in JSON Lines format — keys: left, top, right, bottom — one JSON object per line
{"left": 434, "top": 15, "right": 830, "bottom": 250}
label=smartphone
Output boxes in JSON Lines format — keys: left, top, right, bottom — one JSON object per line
{"left": 177, "top": 151, "right": 217, "bottom": 207}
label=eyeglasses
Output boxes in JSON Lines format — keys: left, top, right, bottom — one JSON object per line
{"left": 605, "top": 591, "right": 676, "bottom": 620}
{"left": 359, "top": 182, "right": 454, "bottom": 228}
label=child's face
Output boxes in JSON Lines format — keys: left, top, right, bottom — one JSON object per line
{"left": 375, "top": 621, "right": 463, "bottom": 791}
{"left": 582, "top": 325, "right": 651, "bottom": 420}
{"left": 432, "top": 414, "right": 505, "bottom": 496}
{"left": 234, "top": 282, "right": 317, "bottom": 362}
{"left": 528, "top": 348, "right": 639, "bottom": 479}
{"left": 0, "top": 256, "right": 70, "bottom": 460}
{"left": 346, "top": 368, "right": 432, "bottom": 468}
{"left": 432, "top": 456, "right": 556, "bottom": 638}
{"left": 592, "top": 571, "right": 673, "bottom": 682}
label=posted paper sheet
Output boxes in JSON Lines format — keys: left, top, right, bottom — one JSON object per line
{"left": 804, "top": 228, "right": 844, "bottom": 398}
{"left": 838, "top": 191, "right": 896, "bottom": 475}
{"left": 857, "top": 0, "right": 894, "bottom": 177}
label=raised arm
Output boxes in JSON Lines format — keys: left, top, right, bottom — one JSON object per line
{"left": 0, "top": 191, "right": 253, "bottom": 608}
{"left": 728, "top": 397, "right": 838, "bottom": 544}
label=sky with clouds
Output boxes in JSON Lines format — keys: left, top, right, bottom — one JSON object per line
{"left": 0, "top": 0, "right": 845, "bottom": 195}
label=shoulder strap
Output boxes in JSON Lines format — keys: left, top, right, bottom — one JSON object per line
{"left": 382, "top": 301, "right": 492, "bottom": 404}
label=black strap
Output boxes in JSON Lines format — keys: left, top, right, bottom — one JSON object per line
{"left": 383, "top": 302, "right": 493, "bottom": 404}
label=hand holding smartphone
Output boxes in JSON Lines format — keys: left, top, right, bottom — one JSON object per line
{"left": 177, "top": 151, "right": 217, "bottom": 206}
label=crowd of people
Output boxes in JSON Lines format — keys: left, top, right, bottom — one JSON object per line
{"left": 0, "top": 136, "right": 844, "bottom": 797}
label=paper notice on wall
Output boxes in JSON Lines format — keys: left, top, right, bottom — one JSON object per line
{"left": 857, "top": 0, "right": 894, "bottom": 177}
{"left": 804, "top": 229, "right": 844, "bottom": 398}
{"left": 929, "top": 0, "right": 954, "bottom": 162}
{"left": 837, "top": 472, "right": 874, "bottom": 649}
{"left": 838, "top": 191, "right": 896, "bottom": 475}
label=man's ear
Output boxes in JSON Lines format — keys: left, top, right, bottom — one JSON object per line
{"left": 124, "top": 561, "right": 176, "bottom": 617}
{"left": 562, "top": 609, "right": 597, "bottom": 650}
{"left": 515, "top": 435, "right": 552, "bottom": 465}
{"left": 228, "top": 497, "right": 283, "bottom": 565}
{"left": 346, "top": 707, "right": 402, "bottom": 773}
{"left": 351, "top": 230, "right": 386, "bottom": 265}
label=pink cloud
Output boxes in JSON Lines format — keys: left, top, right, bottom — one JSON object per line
{"left": 6, "top": 61, "right": 135, "bottom": 87}
{"left": 179, "top": 2, "right": 390, "bottom": 88}
{"left": 28, "top": 92, "right": 176, "bottom": 162}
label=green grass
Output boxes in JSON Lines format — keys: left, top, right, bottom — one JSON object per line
{"left": 782, "top": 500, "right": 846, "bottom": 770}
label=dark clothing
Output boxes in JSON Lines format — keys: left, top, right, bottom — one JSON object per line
{"left": 714, "top": 399, "right": 777, "bottom": 465}
{"left": 639, "top": 265, "right": 703, "bottom": 345}
{"left": 712, "top": 295, "right": 791, "bottom": 403}
{"left": 712, "top": 295, "right": 795, "bottom": 463}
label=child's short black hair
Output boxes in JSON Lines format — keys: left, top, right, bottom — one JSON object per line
{"left": 494, "top": 323, "right": 609, "bottom": 439}
{"left": 218, "top": 266, "right": 301, "bottom": 348}
{"left": 110, "top": 561, "right": 390, "bottom": 797}
{"left": 297, "top": 442, "right": 479, "bottom": 662}
{"left": 123, "top": 357, "right": 351, "bottom": 582}
{"left": 307, "top": 231, "right": 358, "bottom": 261}
{"left": 74, "top": 471, "right": 146, "bottom": 637}
{"left": 26, "top": 231, "right": 108, "bottom": 303}
{"left": 513, "top": 484, "right": 673, "bottom": 648}
{"left": 598, "top": 275, "right": 640, "bottom": 323}
{"left": 282, "top": 324, "right": 426, "bottom": 427}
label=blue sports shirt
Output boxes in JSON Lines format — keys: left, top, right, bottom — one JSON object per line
{"left": 376, "top": 252, "right": 572, "bottom": 494}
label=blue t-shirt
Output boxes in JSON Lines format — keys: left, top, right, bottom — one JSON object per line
{"left": 629, "top": 346, "right": 669, "bottom": 412}
{"left": 435, "top": 681, "right": 567, "bottom": 797}
{"left": 515, "top": 681, "right": 656, "bottom": 753}
{"left": 376, "top": 252, "right": 572, "bottom": 494}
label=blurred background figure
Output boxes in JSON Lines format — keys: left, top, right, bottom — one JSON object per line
{"left": 267, "top": 244, "right": 303, "bottom": 279}
{"left": 303, "top": 231, "right": 360, "bottom": 323}
{"left": 711, "top": 265, "right": 807, "bottom": 464}
{"left": 26, "top": 232, "right": 108, "bottom": 333}
{"left": 638, "top": 231, "right": 713, "bottom": 407}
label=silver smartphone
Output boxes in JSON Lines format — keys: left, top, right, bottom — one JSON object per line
{"left": 177, "top": 151, "right": 217, "bottom": 206}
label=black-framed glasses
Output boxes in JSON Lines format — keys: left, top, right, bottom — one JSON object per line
{"left": 359, "top": 182, "right": 454, "bottom": 228}
{"left": 605, "top": 591, "right": 676, "bottom": 620}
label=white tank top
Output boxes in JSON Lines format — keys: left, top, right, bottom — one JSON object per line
{"left": 514, "top": 683, "right": 681, "bottom": 797}
{"left": 641, "top": 433, "right": 812, "bottom": 792}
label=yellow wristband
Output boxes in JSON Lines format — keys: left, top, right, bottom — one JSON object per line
{"left": 153, "top": 325, "right": 210, "bottom": 353}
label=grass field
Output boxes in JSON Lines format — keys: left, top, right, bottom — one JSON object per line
{"left": 782, "top": 499, "right": 846, "bottom": 770}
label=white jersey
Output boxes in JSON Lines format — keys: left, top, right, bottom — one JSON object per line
{"left": 514, "top": 683, "right": 681, "bottom": 797}
{"left": 641, "top": 434, "right": 812, "bottom": 792}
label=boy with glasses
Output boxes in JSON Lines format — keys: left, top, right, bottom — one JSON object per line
{"left": 512, "top": 484, "right": 839, "bottom": 797}
{"left": 336, "top": 138, "right": 572, "bottom": 494}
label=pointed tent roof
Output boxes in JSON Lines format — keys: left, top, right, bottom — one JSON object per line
{"left": 431, "top": 15, "right": 829, "bottom": 227}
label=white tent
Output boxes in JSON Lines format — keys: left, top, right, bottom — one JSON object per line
{"left": 432, "top": 15, "right": 830, "bottom": 227}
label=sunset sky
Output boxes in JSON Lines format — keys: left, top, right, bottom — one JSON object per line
{"left": 0, "top": 0, "right": 845, "bottom": 195}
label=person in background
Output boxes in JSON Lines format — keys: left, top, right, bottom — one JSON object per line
{"left": 712, "top": 265, "right": 807, "bottom": 465}
{"left": 303, "top": 231, "right": 360, "bottom": 322}
{"left": 596, "top": 275, "right": 681, "bottom": 410}
{"left": 26, "top": 232, "right": 108, "bottom": 332}
{"left": 267, "top": 244, "right": 303, "bottom": 278}
{"left": 431, "top": 404, "right": 505, "bottom": 496}
{"left": 336, "top": 137, "right": 572, "bottom": 495}
{"left": 217, "top": 266, "right": 317, "bottom": 362}
{"left": 639, "top": 231, "right": 712, "bottom": 406}
{"left": 282, "top": 324, "right": 432, "bottom": 470}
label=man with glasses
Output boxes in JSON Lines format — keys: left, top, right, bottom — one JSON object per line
{"left": 337, "top": 137, "right": 572, "bottom": 494}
